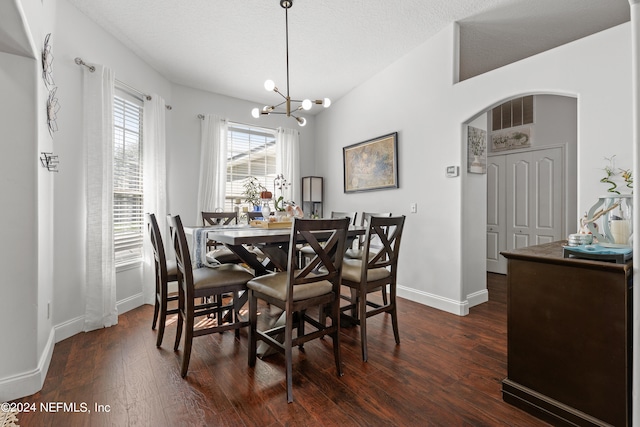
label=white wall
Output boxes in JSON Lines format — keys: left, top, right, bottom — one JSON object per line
{"left": 315, "top": 22, "right": 632, "bottom": 315}
{"left": 462, "top": 114, "right": 489, "bottom": 309}
{"left": 0, "top": 0, "right": 56, "bottom": 401}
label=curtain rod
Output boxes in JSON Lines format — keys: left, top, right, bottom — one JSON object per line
{"left": 74, "top": 57, "right": 172, "bottom": 110}
{"left": 197, "top": 115, "right": 275, "bottom": 129}
{"left": 197, "top": 115, "right": 297, "bottom": 135}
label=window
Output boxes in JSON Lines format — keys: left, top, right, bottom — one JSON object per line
{"left": 113, "top": 92, "right": 144, "bottom": 266}
{"left": 225, "top": 123, "right": 277, "bottom": 211}
{"left": 492, "top": 95, "right": 534, "bottom": 131}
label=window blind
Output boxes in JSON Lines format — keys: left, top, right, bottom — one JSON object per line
{"left": 225, "top": 123, "right": 276, "bottom": 211}
{"left": 113, "top": 94, "right": 144, "bottom": 266}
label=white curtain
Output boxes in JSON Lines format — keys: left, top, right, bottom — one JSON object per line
{"left": 276, "top": 127, "right": 300, "bottom": 204}
{"left": 142, "top": 94, "right": 167, "bottom": 305}
{"left": 196, "top": 114, "right": 228, "bottom": 224}
{"left": 83, "top": 64, "right": 117, "bottom": 331}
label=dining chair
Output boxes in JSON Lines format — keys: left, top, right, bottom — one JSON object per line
{"left": 147, "top": 213, "right": 179, "bottom": 347}
{"left": 246, "top": 211, "right": 263, "bottom": 222}
{"left": 247, "top": 217, "right": 350, "bottom": 403}
{"left": 345, "top": 212, "right": 392, "bottom": 307}
{"left": 330, "top": 211, "right": 358, "bottom": 226}
{"left": 345, "top": 212, "right": 392, "bottom": 259}
{"left": 170, "top": 214, "right": 254, "bottom": 378}
{"left": 299, "top": 211, "right": 357, "bottom": 266}
{"left": 340, "top": 215, "right": 405, "bottom": 362}
{"left": 201, "top": 211, "right": 239, "bottom": 260}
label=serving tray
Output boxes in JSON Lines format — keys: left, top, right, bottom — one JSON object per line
{"left": 249, "top": 219, "right": 293, "bottom": 229}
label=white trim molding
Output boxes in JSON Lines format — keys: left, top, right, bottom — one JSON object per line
{"left": 0, "top": 327, "right": 55, "bottom": 402}
{"left": 398, "top": 284, "right": 473, "bottom": 316}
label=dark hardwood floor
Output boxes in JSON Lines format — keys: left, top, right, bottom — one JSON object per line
{"left": 11, "top": 273, "right": 550, "bottom": 426}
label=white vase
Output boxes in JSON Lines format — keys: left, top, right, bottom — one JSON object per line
{"left": 470, "top": 155, "right": 483, "bottom": 173}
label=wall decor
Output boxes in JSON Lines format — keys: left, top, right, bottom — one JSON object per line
{"left": 42, "top": 33, "right": 54, "bottom": 87}
{"left": 343, "top": 132, "right": 398, "bottom": 193}
{"left": 467, "top": 126, "right": 487, "bottom": 174}
{"left": 40, "top": 152, "right": 59, "bottom": 172}
{"left": 47, "top": 86, "right": 60, "bottom": 135}
{"left": 491, "top": 126, "right": 531, "bottom": 152}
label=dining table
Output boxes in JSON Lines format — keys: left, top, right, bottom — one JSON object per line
{"left": 183, "top": 220, "right": 365, "bottom": 356}
{"left": 183, "top": 221, "right": 365, "bottom": 276}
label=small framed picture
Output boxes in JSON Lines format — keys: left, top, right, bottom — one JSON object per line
{"left": 467, "top": 126, "right": 487, "bottom": 174}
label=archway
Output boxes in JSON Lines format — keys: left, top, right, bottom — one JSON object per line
{"left": 461, "top": 93, "right": 577, "bottom": 305}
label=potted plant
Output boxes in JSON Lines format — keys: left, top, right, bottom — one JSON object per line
{"left": 242, "top": 176, "right": 267, "bottom": 209}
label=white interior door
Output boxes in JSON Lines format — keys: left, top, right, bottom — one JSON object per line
{"left": 506, "top": 147, "right": 564, "bottom": 251}
{"left": 487, "top": 156, "right": 506, "bottom": 274}
{"left": 487, "top": 147, "right": 564, "bottom": 273}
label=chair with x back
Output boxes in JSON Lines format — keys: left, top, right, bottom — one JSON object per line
{"left": 147, "top": 213, "right": 179, "bottom": 347}
{"left": 247, "top": 217, "right": 350, "bottom": 402}
{"left": 201, "top": 211, "right": 242, "bottom": 264}
{"left": 170, "top": 214, "right": 254, "bottom": 377}
{"left": 340, "top": 215, "right": 405, "bottom": 362}
{"left": 299, "top": 211, "right": 357, "bottom": 266}
{"left": 344, "top": 212, "right": 392, "bottom": 306}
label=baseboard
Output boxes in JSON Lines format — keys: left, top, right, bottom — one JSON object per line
{"left": 502, "top": 378, "right": 612, "bottom": 426}
{"left": 117, "top": 292, "right": 144, "bottom": 315}
{"left": 397, "top": 284, "right": 470, "bottom": 316}
{"left": 0, "top": 327, "right": 55, "bottom": 402}
{"left": 54, "top": 314, "right": 85, "bottom": 343}
{"left": 54, "top": 292, "right": 145, "bottom": 343}
{"left": 466, "top": 289, "right": 489, "bottom": 309}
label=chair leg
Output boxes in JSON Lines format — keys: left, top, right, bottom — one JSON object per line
{"left": 152, "top": 294, "right": 160, "bottom": 330}
{"left": 174, "top": 311, "right": 183, "bottom": 351}
{"left": 180, "top": 315, "right": 194, "bottom": 378}
{"left": 156, "top": 297, "right": 168, "bottom": 347}
{"left": 216, "top": 294, "right": 223, "bottom": 327}
{"left": 285, "top": 309, "right": 294, "bottom": 403}
{"left": 233, "top": 291, "right": 241, "bottom": 338}
{"left": 359, "top": 287, "right": 368, "bottom": 362}
{"left": 391, "top": 286, "right": 400, "bottom": 345}
{"left": 350, "top": 288, "right": 358, "bottom": 319}
{"left": 381, "top": 285, "right": 388, "bottom": 305}
{"left": 248, "top": 291, "right": 258, "bottom": 367}
{"left": 297, "top": 310, "right": 306, "bottom": 349}
{"left": 331, "top": 297, "right": 343, "bottom": 377}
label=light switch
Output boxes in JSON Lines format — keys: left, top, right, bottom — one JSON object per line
{"left": 410, "top": 203, "right": 417, "bottom": 213}
{"left": 446, "top": 166, "right": 459, "bottom": 177}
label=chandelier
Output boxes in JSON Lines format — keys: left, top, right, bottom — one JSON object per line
{"left": 251, "top": 0, "right": 330, "bottom": 127}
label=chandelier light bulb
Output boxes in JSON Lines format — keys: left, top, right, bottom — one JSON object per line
{"left": 302, "top": 99, "right": 312, "bottom": 110}
{"left": 323, "top": 98, "right": 331, "bottom": 108}
{"left": 264, "top": 80, "right": 276, "bottom": 91}
{"left": 251, "top": 108, "right": 260, "bottom": 118}
{"left": 296, "top": 117, "right": 307, "bottom": 126}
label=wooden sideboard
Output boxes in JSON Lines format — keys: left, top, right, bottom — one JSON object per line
{"left": 501, "top": 241, "right": 632, "bottom": 427}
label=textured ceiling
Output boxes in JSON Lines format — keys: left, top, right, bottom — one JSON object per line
{"left": 66, "top": 0, "right": 630, "bottom": 111}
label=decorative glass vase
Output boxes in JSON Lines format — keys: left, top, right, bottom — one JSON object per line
{"left": 586, "top": 194, "right": 633, "bottom": 247}
{"left": 260, "top": 199, "right": 271, "bottom": 220}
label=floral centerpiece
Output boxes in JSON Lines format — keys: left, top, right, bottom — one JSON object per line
{"left": 242, "top": 176, "right": 267, "bottom": 208}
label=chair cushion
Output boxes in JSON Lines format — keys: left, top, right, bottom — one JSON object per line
{"left": 166, "top": 259, "right": 178, "bottom": 276}
{"left": 192, "top": 264, "right": 253, "bottom": 291}
{"left": 300, "top": 242, "right": 327, "bottom": 256}
{"left": 344, "top": 248, "right": 375, "bottom": 260}
{"left": 206, "top": 247, "right": 241, "bottom": 264}
{"left": 341, "top": 258, "right": 391, "bottom": 283}
{"left": 247, "top": 271, "right": 333, "bottom": 302}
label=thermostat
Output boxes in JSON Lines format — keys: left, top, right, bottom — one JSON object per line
{"left": 446, "top": 166, "right": 459, "bottom": 177}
